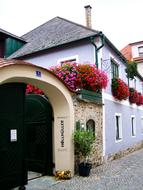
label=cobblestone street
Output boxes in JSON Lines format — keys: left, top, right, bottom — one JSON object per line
{"left": 26, "top": 148, "right": 143, "bottom": 190}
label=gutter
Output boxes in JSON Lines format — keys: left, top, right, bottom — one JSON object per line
{"left": 90, "top": 32, "right": 105, "bottom": 68}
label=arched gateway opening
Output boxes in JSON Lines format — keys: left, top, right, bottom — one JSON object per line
{"left": 0, "top": 59, "right": 74, "bottom": 189}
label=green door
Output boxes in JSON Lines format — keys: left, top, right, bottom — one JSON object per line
{"left": 24, "top": 94, "right": 53, "bottom": 175}
{"left": 0, "top": 83, "right": 27, "bottom": 189}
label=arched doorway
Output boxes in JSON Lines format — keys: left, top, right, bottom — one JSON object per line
{"left": 0, "top": 59, "right": 75, "bottom": 189}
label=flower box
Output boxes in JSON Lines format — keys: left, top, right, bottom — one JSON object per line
{"left": 136, "top": 93, "right": 143, "bottom": 106}
{"left": 50, "top": 63, "right": 108, "bottom": 92}
{"left": 77, "top": 89, "right": 102, "bottom": 104}
{"left": 112, "top": 78, "right": 129, "bottom": 101}
{"left": 129, "top": 88, "right": 139, "bottom": 104}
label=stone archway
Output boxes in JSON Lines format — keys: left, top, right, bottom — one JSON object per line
{"left": 0, "top": 59, "right": 75, "bottom": 176}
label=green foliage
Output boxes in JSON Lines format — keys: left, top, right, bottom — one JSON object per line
{"left": 125, "top": 61, "right": 137, "bottom": 80}
{"left": 112, "top": 77, "right": 119, "bottom": 90}
{"left": 73, "top": 129, "right": 95, "bottom": 162}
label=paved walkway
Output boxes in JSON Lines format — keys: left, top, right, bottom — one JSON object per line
{"left": 26, "top": 148, "right": 143, "bottom": 190}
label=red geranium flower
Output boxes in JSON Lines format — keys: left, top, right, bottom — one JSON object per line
{"left": 50, "top": 63, "right": 108, "bottom": 92}
{"left": 112, "top": 78, "right": 129, "bottom": 100}
{"left": 26, "top": 84, "right": 44, "bottom": 95}
{"left": 129, "top": 88, "right": 139, "bottom": 104}
{"left": 136, "top": 93, "right": 143, "bottom": 106}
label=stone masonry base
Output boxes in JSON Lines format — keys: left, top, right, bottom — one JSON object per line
{"left": 104, "top": 140, "right": 143, "bottom": 162}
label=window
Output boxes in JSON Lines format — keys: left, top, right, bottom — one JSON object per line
{"left": 86, "top": 119, "right": 95, "bottom": 137}
{"left": 111, "top": 59, "right": 119, "bottom": 79}
{"left": 138, "top": 46, "right": 143, "bottom": 57}
{"left": 58, "top": 55, "right": 78, "bottom": 65}
{"left": 131, "top": 115, "right": 136, "bottom": 137}
{"left": 134, "top": 78, "right": 136, "bottom": 89}
{"left": 115, "top": 114, "right": 122, "bottom": 141}
{"left": 60, "top": 59, "right": 76, "bottom": 65}
{"left": 141, "top": 117, "right": 143, "bottom": 134}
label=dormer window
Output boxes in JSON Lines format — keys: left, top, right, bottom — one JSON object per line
{"left": 138, "top": 46, "right": 143, "bottom": 57}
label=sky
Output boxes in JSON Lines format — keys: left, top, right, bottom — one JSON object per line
{"left": 1, "top": 0, "right": 143, "bottom": 50}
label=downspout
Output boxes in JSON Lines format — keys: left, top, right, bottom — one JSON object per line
{"left": 90, "top": 32, "right": 105, "bottom": 68}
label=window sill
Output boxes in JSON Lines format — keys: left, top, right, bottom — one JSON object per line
{"left": 115, "top": 138, "right": 122, "bottom": 143}
{"left": 131, "top": 135, "right": 136, "bottom": 138}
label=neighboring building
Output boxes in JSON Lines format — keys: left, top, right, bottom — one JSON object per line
{"left": 1, "top": 5, "right": 143, "bottom": 175}
{"left": 121, "top": 41, "right": 143, "bottom": 76}
{"left": 0, "top": 28, "right": 26, "bottom": 58}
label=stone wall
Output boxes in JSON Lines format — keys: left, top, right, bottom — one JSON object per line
{"left": 73, "top": 97, "right": 103, "bottom": 166}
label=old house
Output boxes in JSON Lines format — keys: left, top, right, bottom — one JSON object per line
{"left": 0, "top": 5, "right": 143, "bottom": 189}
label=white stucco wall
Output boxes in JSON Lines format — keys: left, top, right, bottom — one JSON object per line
{"left": 25, "top": 41, "right": 95, "bottom": 69}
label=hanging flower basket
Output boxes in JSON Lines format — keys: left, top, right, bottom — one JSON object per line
{"left": 136, "top": 93, "right": 143, "bottom": 106}
{"left": 112, "top": 78, "right": 129, "bottom": 100}
{"left": 129, "top": 88, "right": 139, "bottom": 104}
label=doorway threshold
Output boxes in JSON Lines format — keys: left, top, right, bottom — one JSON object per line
{"left": 28, "top": 171, "right": 43, "bottom": 180}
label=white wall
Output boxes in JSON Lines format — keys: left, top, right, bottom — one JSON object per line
{"left": 25, "top": 42, "right": 95, "bottom": 69}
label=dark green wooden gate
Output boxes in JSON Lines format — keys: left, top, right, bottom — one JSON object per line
{"left": 24, "top": 94, "right": 53, "bottom": 175}
{"left": 0, "top": 83, "right": 27, "bottom": 189}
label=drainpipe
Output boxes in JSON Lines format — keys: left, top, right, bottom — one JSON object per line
{"left": 90, "top": 32, "right": 105, "bottom": 68}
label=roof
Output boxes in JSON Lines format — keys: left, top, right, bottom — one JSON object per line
{"left": 0, "top": 28, "right": 26, "bottom": 42}
{"left": 0, "top": 58, "right": 32, "bottom": 67}
{"left": 9, "top": 17, "right": 100, "bottom": 58}
{"left": 129, "top": 40, "right": 143, "bottom": 46}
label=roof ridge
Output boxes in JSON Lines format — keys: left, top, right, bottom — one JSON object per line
{"left": 21, "top": 16, "right": 100, "bottom": 38}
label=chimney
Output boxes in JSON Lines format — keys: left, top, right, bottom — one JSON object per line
{"left": 84, "top": 5, "right": 92, "bottom": 28}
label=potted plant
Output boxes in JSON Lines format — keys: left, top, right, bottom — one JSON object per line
{"left": 73, "top": 128, "right": 95, "bottom": 177}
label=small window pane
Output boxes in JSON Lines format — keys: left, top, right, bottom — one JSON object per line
{"left": 111, "top": 59, "right": 119, "bottom": 79}
{"left": 131, "top": 116, "right": 136, "bottom": 137}
{"left": 141, "top": 117, "right": 143, "bottom": 134}
{"left": 138, "top": 46, "right": 143, "bottom": 57}
{"left": 86, "top": 119, "right": 95, "bottom": 137}
{"left": 115, "top": 114, "right": 122, "bottom": 141}
{"left": 61, "top": 59, "right": 76, "bottom": 65}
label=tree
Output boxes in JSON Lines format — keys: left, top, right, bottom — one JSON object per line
{"left": 125, "top": 61, "right": 137, "bottom": 80}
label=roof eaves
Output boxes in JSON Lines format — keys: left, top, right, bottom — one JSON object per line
{"left": 0, "top": 28, "right": 26, "bottom": 42}
{"left": 10, "top": 33, "right": 101, "bottom": 59}
{"left": 104, "top": 35, "right": 127, "bottom": 65}
{"left": 129, "top": 40, "right": 143, "bottom": 46}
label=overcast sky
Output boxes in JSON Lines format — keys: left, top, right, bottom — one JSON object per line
{"left": 1, "top": 0, "right": 143, "bottom": 50}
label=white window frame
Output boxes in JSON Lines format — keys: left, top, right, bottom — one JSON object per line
{"left": 115, "top": 113, "right": 122, "bottom": 142}
{"left": 141, "top": 117, "right": 143, "bottom": 134}
{"left": 57, "top": 55, "right": 79, "bottom": 65}
{"left": 138, "top": 46, "right": 143, "bottom": 57}
{"left": 131, "top": 115, "right": 136, "bottom": 137}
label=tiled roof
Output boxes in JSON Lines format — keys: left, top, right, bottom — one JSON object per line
{"left": 9, "top": 17, "right": 99, "bottom": 58}
{"left": 0, "top": 58, "right": 32, "bottom": 67}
